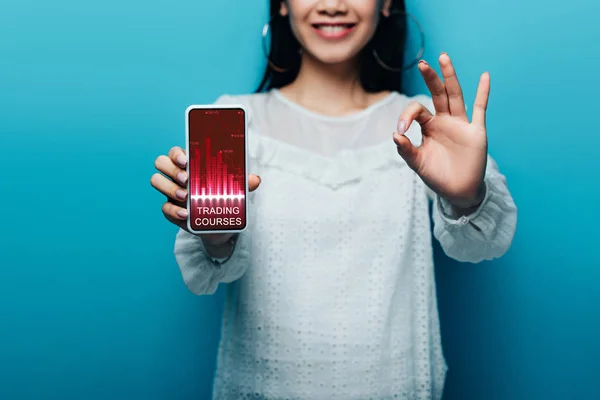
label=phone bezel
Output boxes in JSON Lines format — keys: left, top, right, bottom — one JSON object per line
{"left": 184, "top": 104, "right": 249, "bottom": 235}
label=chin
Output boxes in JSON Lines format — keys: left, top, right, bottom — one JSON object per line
{"left": 306, "top": 47, "right": 361, "bottom": 67}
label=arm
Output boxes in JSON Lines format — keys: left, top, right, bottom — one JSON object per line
{"left": 427, "top": 155, "right": 517, "bottom": 263}
{"left": 393, "top": 55, "right": 517, "bottom": 262}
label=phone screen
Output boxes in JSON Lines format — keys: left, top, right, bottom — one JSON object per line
{"left": 187, "top": 107, "right": 246, "bottom": 232}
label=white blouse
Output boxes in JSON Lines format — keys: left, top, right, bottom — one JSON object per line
{"left": 174, "top": 89, "right": 517, "bottom": 400}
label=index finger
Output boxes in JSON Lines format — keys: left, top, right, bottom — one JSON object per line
{"left": 398, "top": 101, "right": 434, "bottom": 134}
{"left": 168, "top": 146, "right": 187, "bottom": 168}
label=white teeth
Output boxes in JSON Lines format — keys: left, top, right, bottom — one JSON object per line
{"left": 317, "top": 25, "right": 348, "bottom": 34}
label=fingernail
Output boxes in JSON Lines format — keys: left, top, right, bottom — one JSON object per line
{"left": 257, "top": 175, "right": 261, "bottom": 183}
{"left": 176, "top": 189, "right": 187, "bottom": 200}
{"left": 398, "top": 120, "right": 407, "bottom": 133}
{"left": 176, "top": 209, "right": 188, "bottom": 219}
{"left": 177, "top": 155, "right": 187, "bottom": 167}
{"left": 418, "top": 59, "right": 428, "bottom": 66}
{"left": 177, "top": 171, "right": 187, "bottom": 185}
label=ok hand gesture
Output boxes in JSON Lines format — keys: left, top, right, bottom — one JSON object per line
{"left": 394, "top": 53, "right": 489, "bottom": 209}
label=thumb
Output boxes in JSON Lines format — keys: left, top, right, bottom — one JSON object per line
{"left": 393, "top": 132, "right": 421, "bottom": 171}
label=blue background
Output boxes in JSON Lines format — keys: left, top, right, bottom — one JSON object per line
{"left": 1, "top": 0, "right": 598, "bottom": 399}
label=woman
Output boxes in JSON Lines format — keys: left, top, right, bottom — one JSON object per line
{"left": 151, "top": 0, "right": 517, "bottom": 398}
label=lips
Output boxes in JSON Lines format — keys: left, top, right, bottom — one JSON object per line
{"left": 311, "top": 23, "right": 357, "bottom": 39}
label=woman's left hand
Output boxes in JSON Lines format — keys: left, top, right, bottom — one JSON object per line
{"left": 393, "top": 53, "right": 489, "bottom": 209}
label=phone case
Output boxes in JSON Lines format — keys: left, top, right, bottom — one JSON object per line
{"left": 185, "top": 104, "right": 249, "bottom": 235}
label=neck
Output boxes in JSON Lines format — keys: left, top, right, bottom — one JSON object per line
{"left": 279, "top": 51, "right": 387, "bottom": 116}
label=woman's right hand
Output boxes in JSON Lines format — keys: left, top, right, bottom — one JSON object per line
{"left": 150, "top": 146, "right": 261, "bottom": 246}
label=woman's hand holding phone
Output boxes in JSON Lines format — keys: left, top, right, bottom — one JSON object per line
{"left": 151, "top": 146, "right": 261, "bottom": 246}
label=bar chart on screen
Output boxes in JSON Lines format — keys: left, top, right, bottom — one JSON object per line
{"left": 190, "top": 137, "right": 245, "bottom": 201}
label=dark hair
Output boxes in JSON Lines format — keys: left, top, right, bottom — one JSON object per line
{"left": 256, "top": 0, "right": 408, "bottom": 94}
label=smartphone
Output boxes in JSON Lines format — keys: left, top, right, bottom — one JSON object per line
{"left": 185, "top": 104, "right": 248, "bottom": 234}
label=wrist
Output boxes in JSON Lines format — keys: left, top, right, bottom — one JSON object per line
{"left": 453, "top": 181, "right": 486, "bottom": 208}
{"left": 445, "top": 182, "right": 487, "bottom": 218}
{"left": 201, "top": 234, "right": 237, "bottom": 258}
{"left": 201, "top": 233, "right": 235, "bottom": 246}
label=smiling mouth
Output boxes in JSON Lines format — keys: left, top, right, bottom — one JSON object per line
{"left": 311, "top": 23, "right": 357, "bottom": 39}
